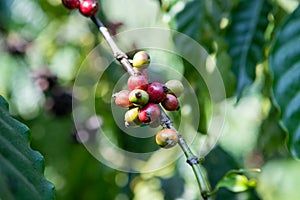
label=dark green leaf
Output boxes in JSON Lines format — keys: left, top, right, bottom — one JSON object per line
{"left": 169, "top": 0, "right": 205, "bottom": 41}
{"left": 269, "top": 5, "right": 300, "bottom": 159}
{"left": 0, "top": 1, "right": 11, "bottom": 32}
{"left": 0, "top": 96, "right": 55, "bottom": 200}
{"left": 257, "top": 106, "right": 289, "bottom": 159}
{"left": 226, "top": 0, "right": 271, "bottom": 98}
{"left": 168, "top": 0, "right": 215, "bottom": 51}
{"left": 216, "top": 51, "right": 236, "bottom": 97}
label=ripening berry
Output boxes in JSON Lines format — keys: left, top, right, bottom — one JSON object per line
{"left": 127, "top": 75, "right": 148, "bottom": 91}
{"left": 147, "top": 82, "right": 167, "bottom": 103}
{"left": 134, "top": 68, "right": 149, "bottom": 80}
{"left": 132, "top": 51, "right": 150, "bottom": 69}
{"left": 124, "top": 107, "right": 142, "bottom": 127}
{"left": 165, "top": 80, "right": 184, "bottom": 97}
{"left": 155, "top": 129, "right": 178, "bottom": 148}
{"left": 161, "top": 94, "right": 179, "bottom": 111}
{"left": 62, "top": 0, "right": 80, "bottom": 10}
{"left": 112, "top": 90, "right": 132, "bottom": 108}
{"left": 79, "top": 0, "right": 99, "bottom": 17}
{"left": 138, "top": 103, "right": 160, "bottom": 123}
{"left": 128, "top": 89, "right": 149, "bottom": 106}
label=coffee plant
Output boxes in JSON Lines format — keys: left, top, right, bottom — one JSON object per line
{"left": 1, "top": 0, "right": 300, "bottom": 199}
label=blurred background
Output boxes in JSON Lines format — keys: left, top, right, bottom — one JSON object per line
{"left": 1, "top": 0, "right": 300, "bottom": 199}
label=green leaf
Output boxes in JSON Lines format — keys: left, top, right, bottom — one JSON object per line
{"left": 257, "top": 105, "right": 288, "bottom": 158}
{"left": 168, "top": 0, "right": 235, "bottom": 52}
{"left": 0, "top": 0, "right": 11, "bottom": 32}
{"left": 269, "top": 5, "right": 300, "bottom": 159}
{"left": 168, "top": 0, "right": 216, "bottom": 51}
{"left": 226, "top": 0, "right": 271, "bottom": 98}
{"left": 215, "top": 169, "right": 260, "bottom": 193}
{"left": 169, "top": 0, "right": 205, "bottom": 42}
{"left": 0, "top": 96, "right": 55, "bottom": 200}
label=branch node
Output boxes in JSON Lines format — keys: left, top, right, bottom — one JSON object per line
{"left": 201, "top": 191, "right": 209, "bottom": 200}
{"left": 115, "top": 52, "right": 128, "bottom": 61}
{"left": 186, "top": 157, "right": 199, "bottom": 166}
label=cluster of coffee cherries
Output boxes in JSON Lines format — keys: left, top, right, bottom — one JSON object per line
{"left": 113, "top": 51, "right": 184, "bottom": 149}
{"left": 62, "top": 0, "right": 99, "bottom": 17}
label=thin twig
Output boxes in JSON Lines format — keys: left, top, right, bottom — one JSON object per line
{"left": 90, "top": 15, "right": 212, "bottom": 200}
{"left": 90, "top": 16, "right": 135, "bottom": 76}
{"left": 160, "top": 109, "right": 212, "bottom": 199}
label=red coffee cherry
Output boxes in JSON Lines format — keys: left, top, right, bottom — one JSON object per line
{"left": 127, "top": 74, "right": 148, "bottom": 91}
{"left": 79, "top": 0, "right": 99, "bottom": 17}
{"left": 62, "top": 0, "right": 80, "bottom": 10}
{"left": 147, "top": 82, "right": 167, "bottom": 103}
{"left": 138, "top": 103, "right": 160, "bottom": 123}
{"left": 112, "top": 90, "right": 132, "bottom": 108}
{"left": 161, "top": 94, "right": 179, "bottom": 111}
{"left": 155, "top": 129, "right": 178, "bottom": 148}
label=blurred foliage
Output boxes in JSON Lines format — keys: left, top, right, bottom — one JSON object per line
{"left": 1, "top": 0, "right": 300, "bottom": 199}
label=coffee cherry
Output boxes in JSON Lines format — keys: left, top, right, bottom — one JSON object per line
{"left": 155, "top": 129, "right": 178, "bottom": 148}
{"left": 62, "top": 0, "right": 80, "bottom": 9}
{"left": 127, "top": 74, "right": 148, "bottom": 91}
{"left": 128, "top": 89, "right": 149, "bottom": 106}
{"left": 161, "top": 94, "right": 179, "bottom": 111}
{"left": 165, "top": 80, "right": 184, "bottom": 97}
{"left": 138, "top": 103, "right": 160, "bottom": 123}
{"left": 132, "top": 51, "right": 150, "bottom": 68}
{"left": 79, "top": 0, "right": 99, "bottom": 17}
{"left": 134, "top": 68, "right": 149, "bottom": 80}
{"left": 124, "top": 107, "right": 142, "bottom": 127}
{"left": 112, "top": 90, "right": 132, "bottom": 108}
{"left": 147, "top": 82, "right": 167, "bottom": 103}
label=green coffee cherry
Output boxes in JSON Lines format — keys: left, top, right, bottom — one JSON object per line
{"left": 155, "top": 129, "right": 178, "bottom": 148}
{"left": 165, "top": 80, "right": 184, "bottom": 97}
{"left": 129, "top": 89, "right": 149, "bottom": 106}
{"left": 132, "top": 51, "right": 150, "bottom": 69}
{"left": 124, "top": 107, "right": 142, "bottom": 127}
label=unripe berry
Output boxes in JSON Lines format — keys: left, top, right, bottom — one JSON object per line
{"left": 62, "top": 0, "right": 80, "bottom": 9}
{"left": 132, "top": 51, "right": 150, "bottom": 68}
{"left": 147, "top": 82, "right": 167, "bottom": 103}
{"left": 138, "top": 103, "right": 160, "bottom": 123}
{"left": 155, "top": 129, "right": 178, "bottom": 148}
{"left": 127, "top": 75, "right": 148, "bottom": 91}
{"left": 79, "top": 0, "right": 99, "bottom": 17}
{"left": 128, "top": 89, "right": 149, "bottom": 106}
{"left": 124, "top": 107, "right": 142, "bottom": 127}
{"left": 161, "top": 94, "right": 179, "bottom": 111}
{"left": 112, "top": 90, "right": 132, "bottom": 108}
{"left": 165, "top": 80, "right": 184, "bottom": 97}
